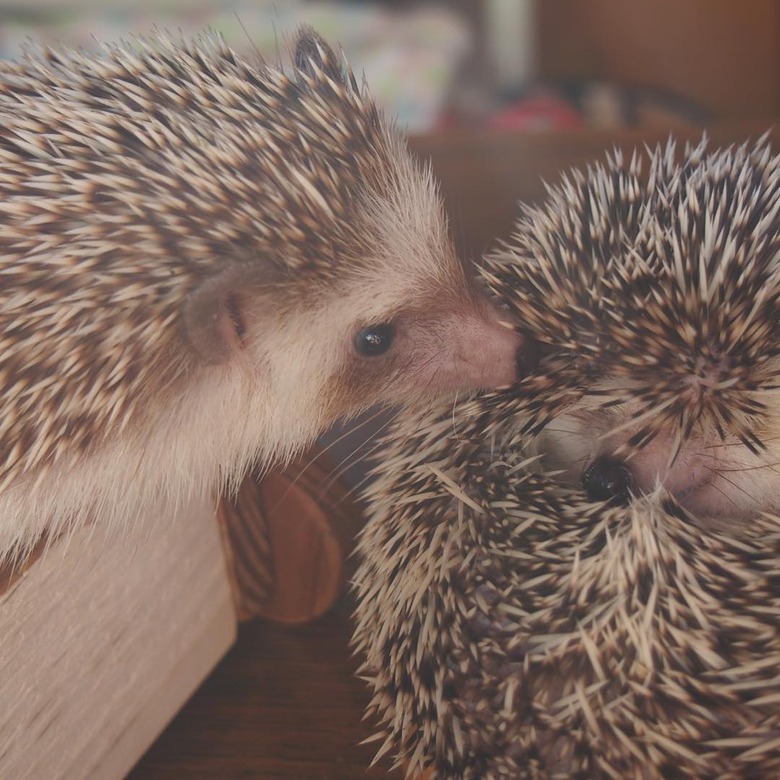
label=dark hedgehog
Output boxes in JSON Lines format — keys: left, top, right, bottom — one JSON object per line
{"left": 353, "top": 138, "right": 780, "bottom": 778}
{"left": 0, "top": 30, "right": 523, "bottom": 562}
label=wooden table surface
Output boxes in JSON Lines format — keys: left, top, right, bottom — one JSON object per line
{"left": 130, "top": 597, "right": 400, "bottom": 779}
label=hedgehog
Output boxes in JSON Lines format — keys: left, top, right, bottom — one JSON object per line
{"left": 0, "top": 29, "right": 525, "bottom": 563}
{"left": 353, "top": 137, "right": 780, "bottom": 779}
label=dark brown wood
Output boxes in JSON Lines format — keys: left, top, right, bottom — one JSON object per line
{"left": 536, "top": 0, "right": 780, "bottom": 119}
{"left": 129, "top": 605, "right": 400, "bottom": 779}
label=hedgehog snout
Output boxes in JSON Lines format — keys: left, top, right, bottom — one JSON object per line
{"left": 436, "top": 304, "right": 527, "bottom": 390}
{"left": 579, "top": 433, "right": 714, "bottom": 509}
{"left": 540, "top": 404, "right": 778, "bottom": 522}
{"left": 578, "top": 431, "right": 780, "bottom": 525}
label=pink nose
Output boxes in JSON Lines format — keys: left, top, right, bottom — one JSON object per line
{"left": 444, "top": 309, "right": 527, "bottom": 391}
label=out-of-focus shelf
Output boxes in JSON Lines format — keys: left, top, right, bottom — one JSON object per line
{"left": 410, "top": 122, "right": 780, "bottom": 258}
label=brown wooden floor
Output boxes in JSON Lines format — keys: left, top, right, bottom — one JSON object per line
{"left": 129, "top": 597, "right": 400, "bottom": 779}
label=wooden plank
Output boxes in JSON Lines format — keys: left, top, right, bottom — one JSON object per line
{"left": 0, "top": 498, "right": 237, "bottom": 780}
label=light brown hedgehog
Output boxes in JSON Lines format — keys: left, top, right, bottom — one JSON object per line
{"left": 0, "top": 29, "right": 523, "bottom": 563}
{"left": 353, "top": 138, "right": 780, "bottom": 779}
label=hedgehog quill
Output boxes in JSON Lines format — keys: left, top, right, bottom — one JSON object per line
{"left": 0, "top": 30, "right": 524, "bottom": 563}
{"left": 354, "top": 138, "right": 780, "bottom": 778}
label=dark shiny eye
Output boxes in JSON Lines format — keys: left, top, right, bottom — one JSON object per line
{"left": 354, "top": 323, "right": 395, "bottom": 357}
{"left": 582, "top": 456, "right": 632, "bottom": 506}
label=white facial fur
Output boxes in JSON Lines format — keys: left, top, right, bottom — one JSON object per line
{"left": 0, "top": 281, "right": 518, "bottom": 564}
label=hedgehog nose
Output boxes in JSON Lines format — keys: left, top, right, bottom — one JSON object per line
{"left": 582, "top": 456, "right": 633, "bottom": 505}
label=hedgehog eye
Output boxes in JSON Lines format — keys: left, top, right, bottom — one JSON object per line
{"left": 354, "top": 323, "right": 395, "bottom": 357}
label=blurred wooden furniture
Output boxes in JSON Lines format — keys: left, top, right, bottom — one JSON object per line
{"left": 412, "top": 122, "right": 780, "bottom": 260}
{"left": 536, "top": 0, "right": 780, "bottom": 121}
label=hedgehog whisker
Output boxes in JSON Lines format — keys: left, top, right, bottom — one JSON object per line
{"left": 315, "top": 409, "right": 401, "bottom": 502}
{"left": 416, "top": 354, "right": 446, "bottom": 399}
{"left": 539, "top": 425, "right": 586, "bottom": 436}
{"left": 233, "top": 12, "right": 264, "bottom": 63}
{"left": 270, "top": 405, "right": 400, "bottom": 515}
{"left": 598, "top": 402, "right": 674, "bottom": 444}
{"left": 699, "top": 478, "right": 742, "bottom": 512}
{"left": 450, "top": 391, "right": 467, "bottom": 440}
{"left": 701, "top": 434, "right": 780, "bottom": 450}
{"left": 705, "top": 460, "right": 780, "bottom": 475}
{"left": 332, "top": 469, "right": 381, "bottom": 515}
{"left": 701, "top": 465, "right": 758, "bottom": 503}
{"left": 333, "top": 454, "right": 405, "bottom": 517}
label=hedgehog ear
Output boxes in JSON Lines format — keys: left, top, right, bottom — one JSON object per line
{"left": 183, "top": 266, "right": 268, "bottom": 366}
{"left": 293, "top": 27, "right": 349, "bottom": 87}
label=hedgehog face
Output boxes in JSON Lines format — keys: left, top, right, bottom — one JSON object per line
{"left": 234, "top": 257, "right": 520, "bottom": 466}
{"left": 175, "top": 30, "right": 523, "bottom": 465}
{"left": 538, "top": 378, "right": 780, "bottom": 528}
{"left": 484, "top": 138, "right": 780, "bottom": 530}
{"left": 353, "top": 139, "right": 780, "bottom": 779}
